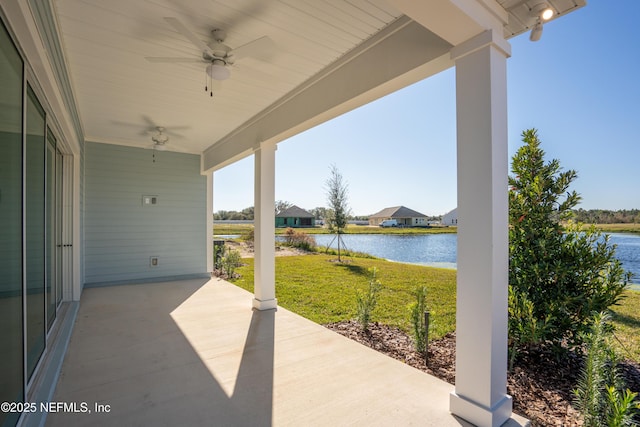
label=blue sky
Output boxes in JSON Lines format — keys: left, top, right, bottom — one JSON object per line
{"left": 214, "top": 1, "right": 640, "bottom": 217}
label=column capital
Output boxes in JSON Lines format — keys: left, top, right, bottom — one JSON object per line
{"left": 253, "top": 140, "right": 278, "bottom": 153}
{"left": 450, "top": 29, "right": 511, "bottom": 61}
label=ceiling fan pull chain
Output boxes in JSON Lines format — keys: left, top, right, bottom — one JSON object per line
{"left": 204, "top": 68, "right": 208, "bottom": 92}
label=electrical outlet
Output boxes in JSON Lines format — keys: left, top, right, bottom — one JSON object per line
{"left": 150, "top": 256, "right": 159, "bottom": 267}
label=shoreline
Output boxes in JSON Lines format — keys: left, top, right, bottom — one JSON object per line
{"left": 220, "top": 237, "right": 640, "bottom": 291}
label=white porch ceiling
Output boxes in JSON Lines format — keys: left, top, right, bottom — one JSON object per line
{"left": 46, "top": 0, "right": 584, "bottom": 167}
{"left": 53, "top": 0, "right": 405, "bottom": 155}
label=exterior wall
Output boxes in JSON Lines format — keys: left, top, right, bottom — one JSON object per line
{"left": 412, "top": 217, "right": 427, "bottom": 226}
{"left": 276, "top": 217, "right": 315, "bottom": 227}
{"left": 369, "top": 217, "right": 426, "bottom": 227}
{"left": 442, "top": 208, "right": 458, "bottom": 226}
{"left": 398, "top": 218, "right": 412, "bottom": 226}
{"left": 369, "top": 217, "right": 384, "bottom": 226}
{"left": 84, "top": 142, "right": 208, "bottom": 285}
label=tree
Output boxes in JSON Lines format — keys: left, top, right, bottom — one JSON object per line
{"left": 325, "top": 164, "right": 350, "bottom": 261}
{"left": 213, "top": 210, "right": 229, "bottom": 220}
{"left": 508, "top": 129, "right": 630, "bottom": 358}
{"left": 275, "top": 200, "right": 292, "bottom": 215}
{"left": 214, "top": 206, "right": 254, "bottom": 220}
{"left": 241, "top": 206, "right": 254, "bottom": 219}
{"left": 310, "top": 207, "right": 328, "bottom": 221}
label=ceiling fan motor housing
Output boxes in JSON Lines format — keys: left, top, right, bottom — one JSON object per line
{"left": 205, "top": 41, "right": 232, "bottom": 63}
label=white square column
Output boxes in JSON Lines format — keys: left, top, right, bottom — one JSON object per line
{"left": 449, "top": 30, "right": 512, "bottom": 427}
{"left": 206, "top": 171, "right": 214, "bottom": 273}
{"left": 253, "top": 142, "right": 278, "bottom": 311}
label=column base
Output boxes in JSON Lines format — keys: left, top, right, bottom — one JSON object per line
{"left": 252, "top": 298, "right": 278, "bottom": 311}
{"left": 450, "top": 392, "right": 513, "bottom": 427}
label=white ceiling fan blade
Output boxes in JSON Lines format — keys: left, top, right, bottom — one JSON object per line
{"left": 164, "top": 17, "right": 213, "bottom": 56}
{"left": 145, "top": 57, "right": 203, "bottom": 63}
{"left": 163, "top": 129, "right": 188, "bottom": 138}
{"left": 141, "top": 114, "right": 157, "bottom": 127}
{"left": 230, "top": 36, "right": 275, "bottom": 61}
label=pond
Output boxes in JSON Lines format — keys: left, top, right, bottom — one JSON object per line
{"left": 610, "top": 233, "right": 640, "bottom": 287}
{"left": 311, "top": 232, "right": 640, "bottom": 288}
{"left": 312, "top": 233, "right": 457, "bottom": 269}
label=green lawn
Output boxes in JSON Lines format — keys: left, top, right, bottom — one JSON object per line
{"left": 213, "top": 223, "right": 456, "bottom": 237}
{"left": 230, "top": 254, "right": 640, "bottom": 360}
{"left": 590, "top": 223, "right": 640, "bottom": 234}
{"left": 213, "top": 223, "right": 254, "bottom": 236}
{"left": 230, "top": 254, "right": 457, "bottom": 339}
{"left": 610, "top": 290, "right": 640, "bottom": 361}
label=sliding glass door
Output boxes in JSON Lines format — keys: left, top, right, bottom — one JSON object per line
{"left": 1, "top": 17, "right": 68, "bottom": 427}
{"left": 46, "top": 130, "right": 57, "bottom": 329}
{"left": 46, "top": 129, "right": 64, "bottom": 328}
{"left": 56, "top": 147, "right": 64, "bottom": 307}
{"left": 0, "top": 19, "right": 24, "bottom": 427}
{"left": 26, "top": 86, "right": 46, "bottom": 380}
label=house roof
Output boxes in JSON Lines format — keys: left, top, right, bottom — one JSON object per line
{"left": 443, "top": 208, "right": 458, "bottom": 216}
{"left": 369, "top": 206, "right": 427, "bottom": 219}
{"left": 276, "top": 205, "right": 314, "bottom": 218}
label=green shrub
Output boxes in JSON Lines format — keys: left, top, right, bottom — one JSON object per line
{"left": 409, "top": 286, "right": 429, "bottom": 354}
{"left": 242, "top": 228, "right": 254, "bottom": 243}
{"left": 214, "top": 243, "right": 226, "bottom": 271}
{"left": 509, "top": 129, "right": 630, "bottom": 355}
{"left": 282, "top": 227, "right": 316, "bottom": 251}
{"left": 222, "top": 249, "right": 242, "bottom": 278}
{"left": 507, "top": 286, "right": 553, "bottom": 369}
{"left": 356, "top": 268, "right": 382, "bottom": 332}
{"left": 574, "top": 312, "right": 640, "bottom": 426}
{"left": 606, "top": 387, "right": 640, "bottom": 427}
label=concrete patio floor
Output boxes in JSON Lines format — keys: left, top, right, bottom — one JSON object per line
{"left": 47, "top": 278, "right": 528, "bottom": 426}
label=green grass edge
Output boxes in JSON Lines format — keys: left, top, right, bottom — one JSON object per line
{"left": 229, "top": 254, "right": 640, "bottom": 360}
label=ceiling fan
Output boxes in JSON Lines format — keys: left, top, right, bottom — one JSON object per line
{"left": 113, "top": 115, "right": 189, "bottom": 137}
{"left": 146, "top": 17, "right": 276, "bottom": 94}
{"left": 150, "top": 127, "right": 169, "bottom": 151}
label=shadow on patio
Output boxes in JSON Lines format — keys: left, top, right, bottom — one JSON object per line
{"left": 47, "top": 278, "right": 523, "bottom": 426}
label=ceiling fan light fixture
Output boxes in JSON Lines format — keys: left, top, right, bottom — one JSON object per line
{"left": 152, "top": 128, "right": 169, "bottom": 145}
{"left": 153, "top": 135, "right": 169, "bottom": 144}
{"left": 207, "top": 60, "right": 230, "bottom": 81}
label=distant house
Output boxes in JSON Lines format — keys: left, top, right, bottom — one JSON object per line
{"left": 368, "top": 206, "right": 428, "bottom": 227}
{"left": 276, "top": 205, "right": 315, "bottom": 227}
{"left": 441, "top": 208, "right": 458, "bottom": 226}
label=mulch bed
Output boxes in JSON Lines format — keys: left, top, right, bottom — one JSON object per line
{"left": 324, "top": 320, "right": 640, "bottom": 426}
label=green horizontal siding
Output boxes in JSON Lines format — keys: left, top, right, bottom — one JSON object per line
{"left": 84, "top": 142, "right": 206, "bottom": 285}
